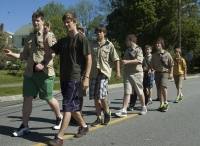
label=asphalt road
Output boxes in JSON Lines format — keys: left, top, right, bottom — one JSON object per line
{"left": 0, "top": 77, "right": 199, "bottom": 146}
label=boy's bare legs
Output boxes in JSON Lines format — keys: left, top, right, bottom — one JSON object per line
{"left": 100, "top": 98, "right": 109, "bottom": 114}
{"left": 22, "top": 96, "right": 33, "bottom": 126}
{"left": 138, "top": 93, "right": 145, "bottom": 106}
{"left": 161, "top": 86, "right": 167, "bottom": 103}
{"left": 79, "top": 97, "right": 83, "bottom": 114}
{"left": 57, "top": 112, "right": 71, "bottom": 137}
{"left": 94, "top": 99, "right": 102, "bottom": 119}
{"left": 122, "top": 94, "right": 130, "bottom": 110}
{"left": 148, "top": 88, "right": 153, "bottom": 100}
{"left": 72, "top": 111, "right": 87, "bottom": 126}
{"left": 46, "top": 98, "right": 62, "bottom": 118}
{"left": 177, "top": 88, "right": 181, "bottom": 98}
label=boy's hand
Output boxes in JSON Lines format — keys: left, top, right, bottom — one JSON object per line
{"left": 143, "top": 66, "right": 148, "bottom": 71}
{"left": 115, "top": 71, "right": 121, "bottom": 80}
{"left": 35, "top": 63, "right": 44, "bottom": 71}
{"left": 43, "top": 21, "right": 50, "bottom": 36}
{"left": 168, "top": 73, "right": 173, "bottom": 80}
{"left": 82, "top": 77, "right": 89, "bottom": 90}
{"left": 121, "top": 60, "right": 128, "bottom": 65}
{"left": 4, "top": 49, "right": 13, "bottom": 56}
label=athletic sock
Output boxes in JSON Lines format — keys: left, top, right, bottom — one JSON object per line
{"left": 164, "top": 101, "right": 168, "bottom": 104}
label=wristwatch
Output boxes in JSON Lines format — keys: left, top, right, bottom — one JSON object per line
{"left": 40, "top": 60, "right": 47, "bottom": 66}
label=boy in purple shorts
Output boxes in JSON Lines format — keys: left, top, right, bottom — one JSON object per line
{"left": 42, "top": 12, "right": 92, "bottom": 146}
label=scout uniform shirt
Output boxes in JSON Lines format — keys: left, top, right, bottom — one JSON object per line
{"left": 173, "top": 57, "right": 187, "bottom": 75}
{"left": 90, "top": 39, "right": 119, "bottom": 79}
{"left": 142, "top": 54, "right": 152, "bottom": 69}
{"left": 123, "top": 46, "right": 143, "bottom": 73}
{"left": 22, "top": 29, "right": 56, "bottom": 77}
{"left": 151, "top": 50, "right": 174, "bottom": 72}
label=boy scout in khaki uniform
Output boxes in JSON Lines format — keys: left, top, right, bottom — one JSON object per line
{"left": 149, "top": 37, "right": 174, "bottom": 112}
{"left": 4, "top": 11, "right": 62, "bottom": 137}
{"left": 89, "top": 24, "right": 120, "bottom": 126}
{"left": 115, "top": 34, "right": 147, "bottom": 117}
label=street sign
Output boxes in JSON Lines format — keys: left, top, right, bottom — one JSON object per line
{"left": 184, "top": 52, "right": 193, "bottom": 62}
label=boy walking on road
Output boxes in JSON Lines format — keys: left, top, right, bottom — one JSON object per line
{"left": 149, "top": 37, "right": 174, "bottom": 112}
{"left": 42, "top": 12, "right": 92, "bottom": 146}
{"left": 115, "top": 34, "right": 147, "bottom": 117}
{"left": 143, "top": 45, "right": 154, "bottom": 105}
{"left": 89, "top": 24, "right": 120, "bottom": 126}
{"left": 4, "top": 11, "right": 62, "bottom": 137}
{"left": 173, "top": 48, "right": 187, "bottom": 103}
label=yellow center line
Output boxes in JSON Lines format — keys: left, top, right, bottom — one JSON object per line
{"left": 32, "top": 113, "right": 139, "bottom": 146}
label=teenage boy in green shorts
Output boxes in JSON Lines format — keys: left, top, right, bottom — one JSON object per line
{"left": 149, "top": 37, "right": 174, "bottom": 112}
{"left": 115, "top": 34, "right": 147, "bottom": 117}
{"left": 42, "top": 12, "right": 92, "bottom": 146}
{"left": 89, "top": 24, "right": 120, "bottom": 126}
{"left": 4, "top": 11, "right": 62, "bottom": 137}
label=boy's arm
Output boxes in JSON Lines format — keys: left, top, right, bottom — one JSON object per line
{"left": 183, "top": 59, "right": 187, "bottom": 80}
{"left": 114, "top": 60, "right": 120, "bottom": 79}
{"left": 168, "top": 66, "right": 173, "bottom": 79}
{"left": 4, "top": 49, "right": 28, "bottom": 60}
{"left": 82, "top": 54, "right": 92, "bottom": 90}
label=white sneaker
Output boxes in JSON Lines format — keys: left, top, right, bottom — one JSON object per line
{"left": 12, "top": 124, "right": 31, "bottom": 137}
{"left": 115, "top": 109, "right": 127, "bottom": 117}
{"left": 52, "top": 115, "right": 63, "bottom": 130}
{"left": 140, "top": 107, "right": 147, "bottom": 115}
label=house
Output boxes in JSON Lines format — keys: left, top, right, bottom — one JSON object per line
{"left": 13, "top": 24, "right": 33, "bottom": 52}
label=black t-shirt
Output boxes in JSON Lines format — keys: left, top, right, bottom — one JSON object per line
{"left": 51, "top": 33, "right": 91, "bottom": 82}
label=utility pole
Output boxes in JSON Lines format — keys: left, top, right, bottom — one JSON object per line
{"left": 178, "top": 0, "right": 181, "bottom": 49}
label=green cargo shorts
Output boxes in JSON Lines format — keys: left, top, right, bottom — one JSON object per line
{"left": 23, "top": 72, "right": 55, "bottom": 100}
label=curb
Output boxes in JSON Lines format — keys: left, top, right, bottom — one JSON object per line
{"left": 0, "top": 75, "right": 199, "bottom": 102}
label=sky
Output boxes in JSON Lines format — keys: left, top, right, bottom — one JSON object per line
{"left": 0, "top": 0, "right": 98, "bottom": 33}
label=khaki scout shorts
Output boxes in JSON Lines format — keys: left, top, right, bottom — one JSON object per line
{"left": 173, "top": 74, "right": 183, "bottom": 89}
{"left": 123, "top": 72, "right": 144, "bottom": 95}
{"left": 23, "top": 72, "right": 55, "bottom": 100}
{"left": 154, "top": 71, "right": 169, "bottom": 89}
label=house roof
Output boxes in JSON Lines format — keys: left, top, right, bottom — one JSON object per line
{"left": 14, "top": 24, "right": 33, "bottom": 36}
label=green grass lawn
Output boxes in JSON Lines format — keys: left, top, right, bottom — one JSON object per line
{"left": 0, "top": 70, "right": 123, "bottom": 96}
{"left": 0, "top": 70, "right": 60, "bottom": 85}
{"left": 0, "top": 83, "right": 61, "bottom": 96}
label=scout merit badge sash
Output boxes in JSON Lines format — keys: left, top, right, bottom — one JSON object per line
{"left": 157, "top": 50, "right": 170, "bottom": 69}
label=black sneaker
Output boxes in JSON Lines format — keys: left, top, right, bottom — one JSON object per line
{"left": 49, "top": 136, "right": 63, "bottom": 146}
{"left": 74, "top": 126, "right": 89, "bottom": 138}
{"left": 12, "top": 123, "right": 31, "bottom": 137}
{"left": 53, "top": 115, "right": 63, "bottom": 130}
{"left": 104, "top": 110, "right": 111, "bottom": 125}
{"left": 91, "top": 118, "right": 102, "bottom": 127}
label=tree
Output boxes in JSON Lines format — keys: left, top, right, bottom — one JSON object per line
{"left": 66, "top": 0, "right": 106, "bottom": 39}
{"left": 37, "top": 1, "right": 67, "bottom": 40}
{"left": 102, "top": 0, "right": 200, "bottom": 57}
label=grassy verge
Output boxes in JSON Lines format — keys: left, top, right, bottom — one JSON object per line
{"left": 0, "top": 70, "right": 60, "bottom": 85}
{"left": 0, "top": 70, "right": 123, "bottom": 96}
{"left": 0, "top": 83, "right": 61, "bottom": 96}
